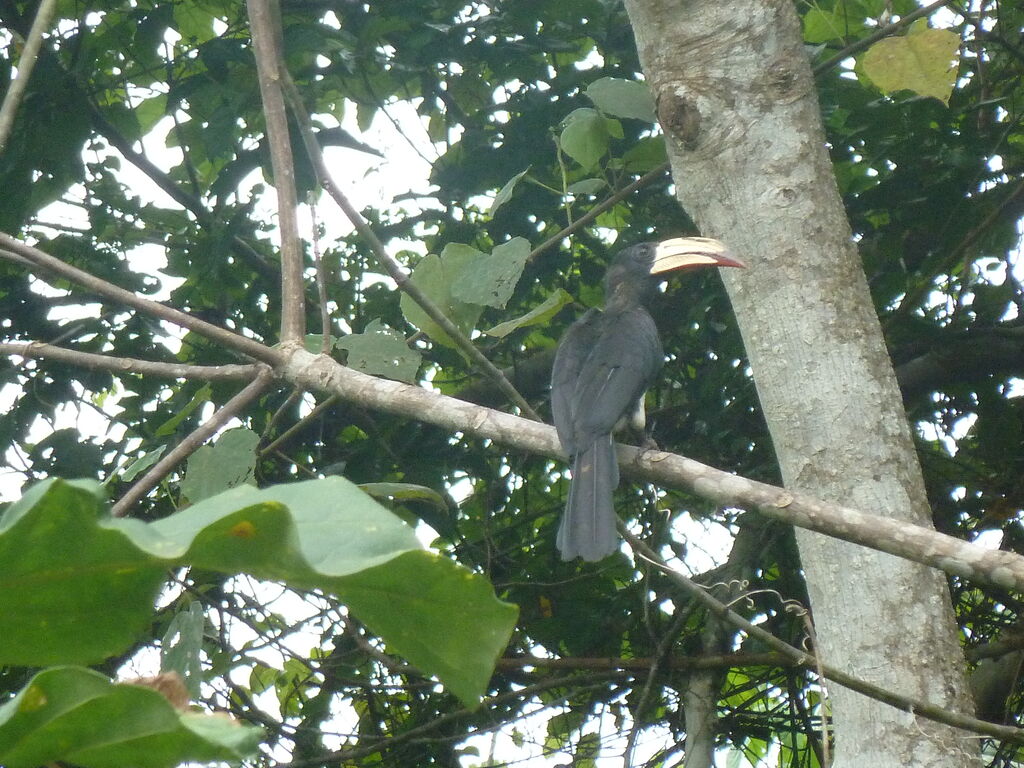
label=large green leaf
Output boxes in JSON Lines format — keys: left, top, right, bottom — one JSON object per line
{"left": 484, "top": 288, "right": 573, "bottom": 338}
{"left": 0, "top": 666, "right": 260, "bottom": 768}
{"left": 180, "top": 426, "right": 258, "bottom": 503}
{"left": 584, "top": 77, "right": 655, "bottom": 122}
{"left": 0, "top": 479, "right": 518, "bottom": 706}
{"left": 400, "top": 245, "right": 485, "bottom": 348}
{"left": 559, "top": 108, "right": 610, "bottom": 170}
{"left": 335, "top": 318, "right": 421, "bottom": 383}
{"left": 490, "top": 167, "right": 530, "bottom": 215}
{"left": 451, "top": 237, "right": 531, "bottom": 309}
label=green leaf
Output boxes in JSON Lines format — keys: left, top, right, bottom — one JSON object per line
{"left": 116, "top": 446, "right": 166, "bottom": 483}
{"left": 0, "top": 478, "right": 517, "bottom": 705}
{"left": 358, "top": 482, "right": 449, "bottom": 512}
{"left": 180, "top": 427, "right": 259, "bottom": 504}
{"left": 0, "top": 666, "right": 260, "bottom": 768}
{"left": 490, "top": 167, "right": 530, "bottom": 215}
{"left": 622, "top": 135, "right": 667, "bottom": 172}
{"left": 860, "top": 21, "right": 960, "bottom": 104}
{"left": 566, "top": 178, "right": 606, "bottom": 195}
{"left": 484, "top": 289, "right": 573, "bottom": 338}
{"left": 451, "top": 237, "right": 532, "bottom": 309}
{"left": 400, "top": 246, "right": 485, "bottom": 348}
{"left": 560, "top": 108, "right": 609, "bottom": 170}
{"left": 155, "top": 384, "right": 211, "bottom": 437}
{"left": 356, "top": 102, "right": 376, "bottom": 133}
{"left": 803, "top": 7, "right": 863, "bottom": 43}
{"left": 172, "top": 2, "right": 217, "bottom": 44}
{"left": 304, "top": 333, "right": 338, "bottom": 352}
{"left": 725, "top": 747, "right": 747, "bottom": 768}
{"left": 575, "top": 731, "right": 601, "bottom": 768}
{"left": 0, "top": 479, "right": 169, "bottom": 666}
{"left": 336, "top": 319, "right": 421, "bottom": 383}
{"left": 160, "top": 602, "right": 205, "bottom": 698}
{"left": 584, "top": 77, "right": 656, "bottom": 122}
{"left": 133, "top": 94, "right": 168, "bottom": 135}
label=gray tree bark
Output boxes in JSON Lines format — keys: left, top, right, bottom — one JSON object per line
{"left": 621, "top": 0, "right": 978, "bottom": 765}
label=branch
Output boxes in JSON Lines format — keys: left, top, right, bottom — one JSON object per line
{"left": 290, "top": 673, "right": 622, "bottom": 767}
{"left": 259, "top": 393, "right": 339, "bottom": 457}
{"left": 86, "top": 108, "right": 279, "bottom": 284}
{"left": 894, "top": 175, "right": 1024, "bottom": 316}
{"left": 622, "top": 530, "right": 1024, "bottom": 746}
{"left": 895, "top": 326, "right": 1024, "bottom": 399}
{"left": 0, "top": 235, "right": 282, "bottom": 365}
{"left": 246, "top": 0, "right": 305, "bottom": 342}
{"left": 0, "top": 0, "right": 57, "bottom": 152}
{"left": 111, "top": 367, "right": 276, "bottom": 516}
{"left": 5, "top": 235, "right": 1024, "bottom": 594}
{"left": 281, "top": 342, "right": 1024, "bottom": 592}
{"left": 494, "top": 652, "right": 790, "bottom": 672}
{"left": 276, "top": 68, "right": 542, "bottom": 420}
{"left": 1, "top": 341, "right": 260, "bottom": 380}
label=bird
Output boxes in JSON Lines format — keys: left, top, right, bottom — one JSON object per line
{"left": 550, "top": 237, "right": 745, "bottom": 561}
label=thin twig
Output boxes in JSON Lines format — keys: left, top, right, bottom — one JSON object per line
{"left": 262, "top": 388, "right": 304, "bottom": 443}
{"left": 0, "top": 0, "right": 58, "bottom": 152}
{"left": 1, "top": 342, "right": 260, "bottom": 380}
{"left": 624, "top": 599, "right": 699, "bottom": 767}
{"left": 310, "top": 202, "right": 332, "bottom": 353}
{"left": 111, "top": 367, "right": 276, "bottom": 516}
{"left": 527, "top": 161, "right": 671, "bottom": 264}
{"left": 622, "top": 529, "right": 1024, "bottom": 746}
{"left": 260, "top": 394, "right": 340, "bottom": 457}
{"left": 494, "top": 651, "right": 789, "bottom": 672}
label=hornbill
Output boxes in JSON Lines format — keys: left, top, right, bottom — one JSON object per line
{"left": 550, "top": 237, "right": 744, "bottom": 561}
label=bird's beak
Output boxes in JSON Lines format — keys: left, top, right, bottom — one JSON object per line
{"left": 650, "top": 237, "right": 746, "bottom": 274}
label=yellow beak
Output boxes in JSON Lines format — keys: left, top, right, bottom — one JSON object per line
{"left": 651, "top": 237, "right": 746, "bottom": 274}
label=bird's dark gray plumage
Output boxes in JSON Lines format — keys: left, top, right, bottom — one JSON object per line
{"left": 550, "top": 238, "right": 743, "bottom": 561}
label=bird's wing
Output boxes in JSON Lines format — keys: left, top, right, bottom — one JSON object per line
{"left": 572, "top": 307, "right": 664, "bottom": 445}
{"left": 551, "top": 308, "right": 601, "bottom": 455}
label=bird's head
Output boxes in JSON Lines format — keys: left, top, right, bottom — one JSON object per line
{"left": 605, "top": 237, "right": 745, "bottom": 306}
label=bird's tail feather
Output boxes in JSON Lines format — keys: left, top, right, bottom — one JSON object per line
{"left": 557, "top": 435, "right": 619, "bottom": 561}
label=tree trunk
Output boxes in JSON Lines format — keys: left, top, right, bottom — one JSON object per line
{"left": 622, "top": 0, "right": 977, "bottom": 764}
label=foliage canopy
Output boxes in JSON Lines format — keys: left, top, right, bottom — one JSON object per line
{"left": 2, "top": 0, "right": 1024, "bottom": 765}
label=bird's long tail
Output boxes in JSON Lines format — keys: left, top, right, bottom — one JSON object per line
{"left": 557, "top": 434, "right": 619, "bottom": 561}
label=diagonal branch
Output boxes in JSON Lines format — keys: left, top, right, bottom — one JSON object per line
{"left": 622, "top": 530, "right": 1024, "bottom": 746}
{"left": 5, "top": 234, "right": 1024, "bottom": 592}
{"left": 526, "top": 161, "right": 671, "bottom": 265}
{"left": 281, "top": 342, "right": 1024, "bottom": 592}
{"left": 0, "top": 0, "right": 57, "bottom": 152}
{"left": 84, "top": 105, "right": 279, "bottom": 284}
{"left": 111, "top": 366, "right": 276, "bottom": 516}
{"left": 0, "top": 236, "right": 282, "bottom": 365}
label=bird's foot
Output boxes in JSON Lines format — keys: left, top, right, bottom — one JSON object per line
{"left": 639, "top": 434, "right": 660, "bottom": 452}
{"left": 633, "top": 435, "right": 661, "bottom": 467}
